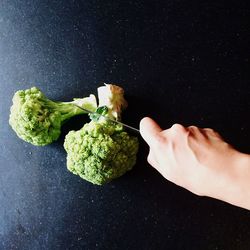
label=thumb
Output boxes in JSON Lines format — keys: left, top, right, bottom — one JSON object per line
{"left": 140, "top": 117, "right": 163, "bottom": 147}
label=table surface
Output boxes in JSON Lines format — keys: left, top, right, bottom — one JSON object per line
{"left": 0, "top": 1, "right": 250, "bottom": 250}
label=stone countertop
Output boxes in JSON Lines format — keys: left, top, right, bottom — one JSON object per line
{"left": 0, "top": 1, "right": 250, "bottom": 249}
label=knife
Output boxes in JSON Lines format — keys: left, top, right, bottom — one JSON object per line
{"left": 74, "top": 105, "right": 140, "bottom": 134}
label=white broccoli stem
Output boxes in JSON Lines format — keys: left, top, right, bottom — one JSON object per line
{"left": 50, "top": 94, "right": 97, "bottom": 121}
{"left": 50, "top": 101, "right": 85, "bottom": 121}
{"left": 97, "top": 84, "right": 128, "bottom": 120}
{"left": 71, "top": 94, "right": 97, "bottom": 112}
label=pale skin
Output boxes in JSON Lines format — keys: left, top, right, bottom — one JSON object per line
{"left": 140, "top": 117, "right": 250, "bottom": 210}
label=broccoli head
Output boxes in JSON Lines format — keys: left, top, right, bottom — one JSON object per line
{"left": 64, "top": 120, "right": 139, "bottom": 185}
{"left": 63, "top": 84, "right": 139, "bottom": 185}
{"left": 9, "top": 87, "right": 97, "bottom": 146}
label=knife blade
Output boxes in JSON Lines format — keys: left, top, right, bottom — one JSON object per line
{"left": 74, "top": 105, "right": 140, "bottom": 134}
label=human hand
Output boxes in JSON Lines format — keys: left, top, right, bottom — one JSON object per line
{"left": 140, "top": 117, "right": 250, "bottom": 209}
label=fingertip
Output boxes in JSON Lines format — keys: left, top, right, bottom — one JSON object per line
{"left": 139, "top": 117, "right": 152, "bottom": 131}
{"left": 139, "top": 117, "right": 163, "bottom": 146}
{"left": 140, "top": 117, "right": 162, "bottom": 132}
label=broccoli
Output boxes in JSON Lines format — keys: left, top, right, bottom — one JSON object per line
{"left": 64, "top": 84, "right": 139, "bottom": 185}
{"left": 9, "top": 87, "right": 97, "bottom": 146}
{"left": 97, "top": 84, "right": 128, "bottom": 120}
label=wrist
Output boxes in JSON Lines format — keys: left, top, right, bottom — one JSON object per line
{"left": 216, "top": 152, "right": 250, "bottom": 209}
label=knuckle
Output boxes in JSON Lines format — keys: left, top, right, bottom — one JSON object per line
{"left": 171, "top": 123, "right": 186, "bottom": 133}
{"left": 147, "top": 154, "right": 156, "bottom": 168}
{"left": 204, "top": 128, "right": 215, "bottom": 133}
{"left": 188, "top": 125, "right": 199, "bottom": 131}
{"left": 147, "top": 155, "right": 152, "bottom": 164}
{"left": 147, "top": 151, "right": 153, "bottom": 163}
{"left": 203, "top": 128, "right": 222, "bottom": 138}
{"left": 188, "top": 126, "right": 202, "bottom": 136}
{"left": 171, "top": 123, "right": 183, "bottom": 130}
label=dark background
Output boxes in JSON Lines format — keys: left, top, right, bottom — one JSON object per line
{"left": 0, "top": 1, "right": 250, "bottom": 249}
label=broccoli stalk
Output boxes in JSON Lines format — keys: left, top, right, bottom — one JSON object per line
{"left": 9, "top": 87, "right": 97, "bottom": 146}
{"left": 97, "top": 83, "right": 128, "bottom": 120}
{"left": 64, "top": 84, "right": 139, "bottom": 185}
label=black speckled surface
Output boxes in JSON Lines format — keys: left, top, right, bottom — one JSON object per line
{"left": 0, "top": 1, "right": 250, "bottom": 250}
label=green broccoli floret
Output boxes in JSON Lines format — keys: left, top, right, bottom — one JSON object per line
{"left": 9, "top": 87, "right": 97, "bottom": 146}
{"left": 64, "top": 120, "right": 138, "bottom": 185}
{"left": 64, "top": 84, "right": 139, "bottom": 185}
